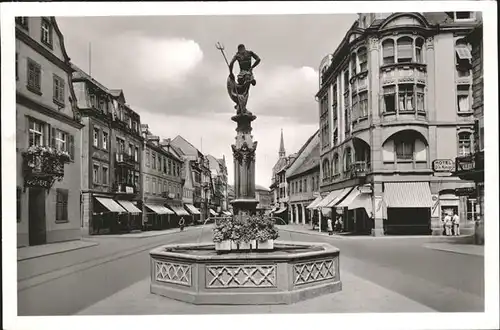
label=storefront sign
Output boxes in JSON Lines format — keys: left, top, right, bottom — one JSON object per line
{"left": 432, "top": 159, "right": 455, "bottom": 172}
{"left": 125, "top": 186, "right": 134, "bottom": 194}
{"left": 455, "top": 187, "right": 476, "bottom": 196}
{"left": 25, "top": 176, "right": 53, "bottom": 189}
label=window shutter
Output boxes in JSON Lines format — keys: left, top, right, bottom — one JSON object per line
{"left": 51, "top": 127, "right": 56, "bottom": 148}
{"left": 69, "top": 134, "right": 75, "bottom": 160}
{"left": 46, "top": 123, "right": 51, "bottom": 146}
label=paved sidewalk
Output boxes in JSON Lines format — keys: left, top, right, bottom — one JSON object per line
{"left": 422, "top": 243, "right": 484, "bottom": 256}
{"left": 94, "top": 225, "right": 210, "bottom": 239}
{"left": 76, "top": 269, "right": 436, "bottom": 314}
{"left": 17, "top": 240, "right": 98, "bottom": 261}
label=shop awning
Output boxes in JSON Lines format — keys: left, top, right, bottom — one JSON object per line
{"left": 327, "top": 187, "right": 354, "bottom": 207}
{"left": 336, "top": 188, "right": 361, "bottom": 208}
{"left": 384, "top": 182, "right": 433, "bottom": 208}
{"left": 306, "top": 196, "right": 323, "bottom": 209}
{"left": 170, "top": 206, "right": 190, "bottom": 216}
{"left": 144, "top": 203, "right": 174, "bottom": 215}
{"left": 95, "top": 197, "right": 126, "bottom": 213}
{"left": 185, "top": 204, "right": 201, "bottom": 215}
{"left": 275, "top": 207, "right": 287, "bottom": 214}
{"left": 348, "top": 193, "right": 373, "bottom": 215}
{"left": 315, "top": 190, "right": 341, "bottom": 208}
{"left": 116, "top": 200, "right": 142, "bottom": 214}
{"left": 209, "top": 209, "right": 217, "bottom": 216}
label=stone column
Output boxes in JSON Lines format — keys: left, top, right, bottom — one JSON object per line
{"left": 302, "top": 204, "right": 306, "bottom": 225}
{"left": 230, "top": 112, "right": 259, "bottom": 215}
{"left": 295, "top": 205, "right": 300, "bottom": 224}
{"left": 372, "top": 182, "right": 384, "bottom": 236}
{"left": 318, "top": 209, "right": 323, "bottom": 232}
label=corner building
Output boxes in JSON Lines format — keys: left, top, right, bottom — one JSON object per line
{"left": 316, "top": 12, "right": 479, "bottom": 236}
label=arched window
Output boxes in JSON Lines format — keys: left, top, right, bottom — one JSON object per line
{"left": 458, "top": 132, "right": 472, "bottom": 156}
{"left": 333, "top": 153, "right": 340, "bottom": 174}
{"left": 382, "top": 39, "right": 395, "bottom": 65}
{"left": 344, "top": 148, "right": 352, "bottom": 170}
{"left": 415, "top": 38, "right": 424, "bottom": 63}
{"left": 351, "top": 53, "right": 357, "bottom": 76}
{"left": 358, "top": 47, "right": 368, "bottom": 72}
{"left": 322, "top": 159, "right": 330, "bottom": 180}
{"left": 397, "top": 37, "right": 413, "bottom": 63}
{"left": 395, "top": 136, "right": 414, "bottom": 161}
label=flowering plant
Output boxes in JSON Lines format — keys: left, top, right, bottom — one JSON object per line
{"left": 23, "top": 145, "right": 71, "bottom": 181}
{"left": 212, "top": 217, "right": 233, "bottom": 243}
{"left": 212, "top": 214, "right": 279, "bottom": 244}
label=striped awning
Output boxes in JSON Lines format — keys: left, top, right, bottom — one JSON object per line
{"left": 95, "top": 197, "right": 126, "bottom": 213}
{"left": 336, "top": 188, "right": 361, "bottom": 208}
{"left": 315, "top": 190, "right": 343, "bottom": 208}
{"left": 144, "top": 204, "right": 174, "bottom": 215}
{"left": 348, "top": 193, "right": 373, "bottom": 215}
{"left": 209, "top": 209, "right": 217, "bottom": 216}
{"left": 384, "top": 182, "right": 433, "bottom": 208}
{"left": 185, "top": 204, "right": 201, "bottom": 215}
{"left": 325, "top": 188, "right": 353, "bottom": 207}
{"left": 170, "top": 206, "right": 190, "bottom": 216}
{"left": 306, "top": 196, "right": 323, "bottom": 209}
{"left": 116, "top": 200, "right": 142, "bottom": 214}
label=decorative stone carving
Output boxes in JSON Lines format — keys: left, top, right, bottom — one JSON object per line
{"left": 206, "top": 264, "right": 277, "bottom": 288}
{"left": 426, "top": 37, "right": 434, "bottom": 49}
{"left": 232, "top": 141, "right": 258, "bottom": 165}
{"left": 155, "top": 261, "right": 191, "bottom": 286}
{"left": 368, "top": 37, "right": 379, "bottom": 51}
{"left": 293, "top": 259, "right": 336, "bottom": 286}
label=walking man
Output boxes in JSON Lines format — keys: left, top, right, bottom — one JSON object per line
{"left": 443, "top": 212, "right": 452, "bottom": 236}
{"left": 452, "top": 211, "right": 460, "bottom": 236}
{"left": 327, "top": 217, "right": 333, "bottom": 236}
{"left": 179, "top": 217, "right": 185, "bottom": 232}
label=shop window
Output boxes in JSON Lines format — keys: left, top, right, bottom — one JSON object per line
{"left": 457, "top": 85, "right": 471, "bottom": 112}
{"left": 56, "top": 189, "right": 68, "bottom": 222}
{"left": 397, "top": 37, "right": 413, "bottom": 63}
{"left": 17, "top": 187, "right": 22, "bottom": 223}
{"left": 458, "top": 132, "right": 472, "bottom": 156}
{"left": 398, "top": 84, "right": 414, "bottom": 112}
{"left": 382, "top": 86, "right": 396, "bottom": 113}
{"left": 382, "top": 39, "right": 395, "bottom": 65}
{"left": 395, "top": 138, "right": 414, "bottom": 161}
{"left": 466, "top": 198, "right": 477, "bottom": 222}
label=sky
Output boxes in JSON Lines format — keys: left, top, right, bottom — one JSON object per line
{"left": 57, "top": 14, "right": 357, "bottom": 187}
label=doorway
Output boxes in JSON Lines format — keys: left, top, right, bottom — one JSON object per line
{"left": 28, "top": 187, "right": 46, "bottom": 245}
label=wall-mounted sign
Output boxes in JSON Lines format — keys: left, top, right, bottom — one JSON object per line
{"left": 455, "top": 187, "right": 476, "bottom": 196}
{"left": 125, "top": 186, "right": 134, "bottom": 194}
{"left": 432, "top": 159, "right": 455, "bottom": 172}
{"left": 25, "top": 176, "right": 53, "bottom": 189}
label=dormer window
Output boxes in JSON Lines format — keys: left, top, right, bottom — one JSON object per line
{"left": 41, "top": 18, "right": 53, "bottom": 47}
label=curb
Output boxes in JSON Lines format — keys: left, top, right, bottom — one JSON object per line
{"left": 422, "top": 244, "right": 484, "bottom": 257}
{"left": 94, "top": 225, "right": 208, "bottom": 239}
{"left": 17, "top": 241, "right": 100, "bottom": 262}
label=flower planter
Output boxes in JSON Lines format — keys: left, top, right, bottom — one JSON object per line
{"left": 231, "top": 241, "right": 239, "bottom": 250}
{"left": 257, "top": 240, "right": 274, "bottom": 250}
{"left": 215, "top": 240, "right": 231, "bottom": 251}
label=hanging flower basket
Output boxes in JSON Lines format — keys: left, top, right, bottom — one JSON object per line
{"left": 23, "top": 146, "right": 70, "bottom": 181}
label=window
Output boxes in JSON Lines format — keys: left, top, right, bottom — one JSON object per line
{"left": 398, "top": 84, "right": 414, "bottom": 111}
{"left": 128, "top": 144, "right": 133, "bottom": 156}
{"left": 396, "top": 138, "right": 414, "bottom": 160}
{"left": 351, "top": 53, "right": 357, "bottom": 76}
{"left": 145, "top": 177, "right": 150, "bottom": 193}
{"left": 157, "top": 156, "right": 161, "bottom": 171}
{"left": 415, "top": 38, "right": 424, "bottom": 63}
{"left": 134, "top": 147, "right": 139, "bottom": 162}
{"left": 17, "top": 187, "right": 22, "bottom": 223}
{"left": 93, "top": 164, "right": 100, "bottom": 183}
{"left": 41, "top": 18, "right": 53, "bottom": 47}
{"left": 458, "top": 132, "right": 472, "bottom": 156}
{"left": 102, "top": 132, "right": 108, "bottom": 150}
{"left": 132, "top": 121, "right": 137, "bottom": 132}
{"left": 382, "top": 86, "right": 396, "bottom": 113}
{"left": 16, "top": 17, "right": 29, "bottom": 29}
{"left": 53, "top": 75, "right": 65, "bottom": 105}
{"left": 146, "top": 151, "right": 150, "bottom": 167}
{"left": 457, "top": 85, "right": 471, "bottom": 112}
{"left": 93, "top": 128, "right": 99, "bottom": 147}
{"left": 343, "top": 69, "right": 350, "bottom": 91}
{"left": 135, "top": 173, "right": 140, "bottom": 191}
{"left": 299, "top": 180, "right": 302, "bottom": 193}
{"left": 168, "top": 159, "right": 172, "bottom": 175}
{"left": 56, "top": 189, "right": 68, "bottom": 222}
{"left": 99, "top": 98, "right": 105, "bottom": 111}
{"left": 322, "top": 159, "right": 330, "bottom": 179}
{"left": 467, "top": 198, "right": 477, "bottom": 222}
{"left": 416, "top": 85, "right": 425, "bottom": 112}
{"left": 152, "top": 153, "right": 156, "bottom": 170}
{"left": 454, "top": 12, "right": 473, "bottom": 20}
{"left": 102, "top": 167, "right": 108, "bottom": 185}
{"left": 54, "top": 130, "right": 67, "bottom": 151}
{"left": 344, "top": 148, "right": 352, "bottom": 170}
{"left": 304, "top": 178, "right": 308, "bottom": 192}
{"left": 455, "top": 39, "right": 472, "bottom": 77}
{"left": 29, "top": 119, "right": 44, "bottom": 147}
{"left": 358, "top": 47, "right": 368, "bottom": 72}
{"left": 153, "top": 179, "right": 157, "bottom": 195}
{"left": 128, "top": 117, "right": 132, "bottom": 129}
{"left": 351, "top": 93, "right": 359, "bottom": 121}
{"left": 333, "top": 154, "right": 340, "bottom": 174}
{"left": 382, "top": 39, "right": 395, "bottom": 65}
{"left": 27, "top": 59, "right": 41, "bottom": 93}
{"left": 359, "top": 91, "right": 368, "bottom": 118}
{"left": 397, "top": 37, "right": 413, "bottom": 63}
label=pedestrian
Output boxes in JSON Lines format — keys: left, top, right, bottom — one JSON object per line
{"left": 452, "top": 211, "right": 460, "bottom": 236}
{"left": 179, "top": 217, "right": 185, "bottom": 232}
{"left": 443, "top": 212, "right": 452, "bottom": 236}
{"left": 327, "top": 218, "right": 333, "bottom": 235}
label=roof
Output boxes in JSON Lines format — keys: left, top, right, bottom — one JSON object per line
{"left": 286, "top": 129, "right": 319, "bottom": 171}
{"left": 109, "top": 89, "right": 124, "bottom": 98}
{"left": 171, "top": 135, "right": 201, "bottom": 157}
{"left": 255, "top": 184, "right": 270, "bottom": 191}
{"left": 206, "top": 154, "right": 222, "bottom": 172}
{"left": 71, "top": 64, "right": 111, "bottom": 94}
{"left": 288, "top": 138, "right": 320, "bottom": 179}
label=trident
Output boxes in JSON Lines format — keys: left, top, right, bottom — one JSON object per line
{"left": 215, "top": 42, "right": 230, "bottom": 68}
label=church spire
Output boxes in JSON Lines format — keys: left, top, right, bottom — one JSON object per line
{"left": 279, "top": 128, "right": 286, "bottom": 157}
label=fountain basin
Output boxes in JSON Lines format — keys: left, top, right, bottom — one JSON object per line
{"left": 149, "top": 241, "right": 342, "bottom": 305}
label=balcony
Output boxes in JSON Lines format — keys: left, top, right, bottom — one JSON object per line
{"left": 112, "top": 182, "right": 137, "bottom": 194}
{"left": 350, "top": 161, "right": 370, "bottom": 178}
{"left": 455, "top": 151, "right": 484, "bottom": 181}
{"left": 115, "top": 152, "right": 136, "bottom": 167}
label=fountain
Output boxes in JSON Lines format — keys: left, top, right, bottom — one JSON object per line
{"left": 149, "top": 43, "right": 342, "bottom": 305}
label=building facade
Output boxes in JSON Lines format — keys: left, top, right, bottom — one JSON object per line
{"left": 206, "top": 154, "right": 229, "bottom": 215}
{"left": 141, "top": 127, "right": 184, "bottom": 230}
{"left": 287, "top": 130, "right": 321, "bottom": 226}
{"left": 455, "top": 21, "right": 484, "bottom": 244}
{"left": 255, "top": 185, "right": 273, "bottom": 215}
{"left": 16, "top": 17, "right": 83, "bottom": 247}
{"left": 72, "top": 68, "right": 143, "bottom": 235}
{"left": 315, "top": 12, "right": 478, "bottom": 236}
